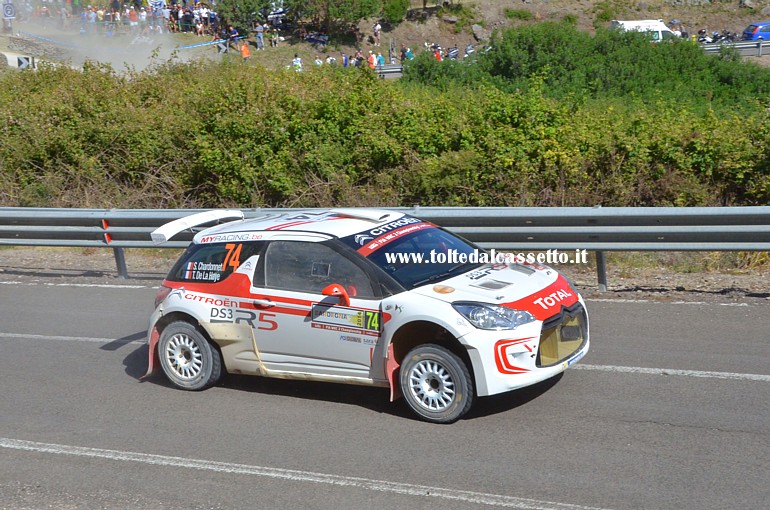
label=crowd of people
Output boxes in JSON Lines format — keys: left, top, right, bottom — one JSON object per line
{"left": 20, "top": 2, "right": 438, "bottom": 70}
{"left": 20, "top": 0, "right": 225, "bottom": 38}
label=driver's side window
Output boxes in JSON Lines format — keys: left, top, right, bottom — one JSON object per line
{"left": 263, "top": 241, "right": 376, "bottom": 298}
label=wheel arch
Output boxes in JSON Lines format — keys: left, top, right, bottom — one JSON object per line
{"left": 386, "top": 320, "right": 476, "bottom": 400}
{"left": 145, "top": 312, "right": 225, "bottom": 379}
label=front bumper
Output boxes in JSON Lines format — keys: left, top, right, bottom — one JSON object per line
{"left": 465, "top": 300, "right": 590, "bottom": 397}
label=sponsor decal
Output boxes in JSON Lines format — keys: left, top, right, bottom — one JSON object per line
{"left": 183, "top": 294, "right": 239, "bottom": 307}
{"left": 354, "top": 234, "right": 374, "bottom": 245}
{"left": 532, "top": 289, "right": 573, "bottom": 311}
{"left": 502, "top": 275, "right": 578, "bottom": 321}
{"left": 432, "top": 285, "right": 455, "bottom": 294}
{"left": 199, "top": 233, "right": 262, "bottom": 243}
{"left": 339, "top": 334, "right": 377, "bottom": 346}
{"left": 357, "top": 221, "right": 434, "bottom": 256}
{"left": 464, "top": 265, "right": 506, "bottom": 281}
{"left": 311, "top": 304, "right": 380, "bottom": 336}
{"left": 210, "top": 309, "right": 278, "bottom": 330}
{"left": 566, "top": 347, "right": 587, "bottom": 367}
{"left": 367, "top": 216, "right": 423, "bottom": 237}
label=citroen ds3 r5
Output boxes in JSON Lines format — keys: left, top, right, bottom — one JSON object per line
{"left": 145, "top": 209, "right": 589, "bottom": 423}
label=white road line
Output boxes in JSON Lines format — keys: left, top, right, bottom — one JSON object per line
{"left": 586, "top": 298, "right": 751, "bottom": 307}
{"left": 0, "top": 332, "right": 142, "bottom": 344}
{"left": 0, "top": 281, "right": 152, "bottom": 289}
{"left": 574, "top": 364, "right": 770, "bottom": 382}
{"left": 1, "top": 333, "right": 767, "bottom": 382}
{"left": 0, "top": 438, "right": 611, "bottom": 510}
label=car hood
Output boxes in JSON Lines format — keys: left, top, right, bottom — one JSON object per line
{"left": 411, "top": 263, "right": 580, "bottom": 320}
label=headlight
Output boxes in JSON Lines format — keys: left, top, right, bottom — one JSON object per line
{"left": 452, "top": 302, "right": 536, "bottom": 330}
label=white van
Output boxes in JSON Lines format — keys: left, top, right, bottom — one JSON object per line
{"left": 609, "top": 19, "right": 676, "bottom": 42}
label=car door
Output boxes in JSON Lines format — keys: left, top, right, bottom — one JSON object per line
{"left": 248, "top": 238, "right": 385, "bottom": 381}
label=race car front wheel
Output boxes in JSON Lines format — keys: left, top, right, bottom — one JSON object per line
{"left": 158, "top": 321, "right": 222, "bottom": 390}
{"left": 400, "top": 344, "right": 474, "bottom": 423}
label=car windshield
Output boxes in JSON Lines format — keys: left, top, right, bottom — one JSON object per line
{"left": 363, "top": 226, "right": 483, "bottom": 289}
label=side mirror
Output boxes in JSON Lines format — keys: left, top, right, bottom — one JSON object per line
{"left": 322, "top": 283, "right": 350, "bottom": 307}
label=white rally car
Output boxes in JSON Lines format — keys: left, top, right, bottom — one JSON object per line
{"left": 145, "top": 208, "right": 589, "bottom": 423}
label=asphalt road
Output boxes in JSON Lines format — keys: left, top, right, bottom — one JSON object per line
{"left": 0, "top": 279, "right": 768, "bottom": 510}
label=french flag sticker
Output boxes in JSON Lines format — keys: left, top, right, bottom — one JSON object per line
{"left": 184, "top": 262, "right": 195, "bottom": 279}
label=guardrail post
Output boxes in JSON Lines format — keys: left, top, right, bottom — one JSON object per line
{"left": 759, "top": 40, "right": 763, "bottom": 57}
{"left": 113, "top": 247, "right": 128, "bottom": 279}
{"left": 595, "top": 251, "right": 607, "bottom": 292}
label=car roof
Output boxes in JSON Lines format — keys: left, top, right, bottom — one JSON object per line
{"left": 192, "top": 208, "right": 409, "bottom": 243}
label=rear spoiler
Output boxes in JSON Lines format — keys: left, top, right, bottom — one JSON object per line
{"left": 330, "top": 208, "right": 394, "bottom": 223}
{"left": 151, "top": 209, "right": 244, "bottom": 245}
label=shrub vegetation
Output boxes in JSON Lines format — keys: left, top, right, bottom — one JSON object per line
{"left": 1, "top": 22, "right": 769, "bottom": 209}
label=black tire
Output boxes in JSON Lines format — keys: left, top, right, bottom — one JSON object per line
{"left": 157, "top": 322, "right": 222, "bottom": 390}
{"left": 399, "top": 344, "right": 474, "bottom": 424}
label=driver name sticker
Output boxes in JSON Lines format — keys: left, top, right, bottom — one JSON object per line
{"left": 183, "top": 261, "right": 223, "bottom": 282}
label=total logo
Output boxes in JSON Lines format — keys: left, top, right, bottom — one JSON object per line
{"left": 533, "top": 289, "right": 573, "bottom": 310}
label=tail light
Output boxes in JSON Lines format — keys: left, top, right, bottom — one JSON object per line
{"left": 154, "top": 284, "right": 173, "bottom": 309}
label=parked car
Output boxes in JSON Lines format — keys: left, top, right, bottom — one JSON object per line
{"left": 144, "top": 209, "right": 590, "bottom": 423}
{"left": 609, "top": 19, "right": 677, "bottom": 42}
{"left": 742, "top": 22, "right": 770, "bottom": 40}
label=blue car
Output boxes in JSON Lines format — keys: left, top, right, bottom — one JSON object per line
{"left": 742, "top": 22, "right": 770, "bottom": 40}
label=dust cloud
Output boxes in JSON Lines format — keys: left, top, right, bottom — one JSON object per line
{"left": 10, "top": 16, "right": 216, "bottom": 72}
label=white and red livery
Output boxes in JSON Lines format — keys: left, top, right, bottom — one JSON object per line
{"left": 146, "top": 208, "right": 589, "bottom": 423}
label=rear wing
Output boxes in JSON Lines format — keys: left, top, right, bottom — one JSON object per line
{"left": 151, "top": 210, "right": 244, "bottom": 245}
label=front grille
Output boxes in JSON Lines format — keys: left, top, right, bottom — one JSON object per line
{"left": 536, "top": 302, "right": 588, "bottom": 368}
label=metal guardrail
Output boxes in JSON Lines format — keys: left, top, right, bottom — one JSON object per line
{"left": 1, "top": 206, "right": 769, "bottom": 289}
{"left": 701, "top": 39, "right": 770, "bottom": 56}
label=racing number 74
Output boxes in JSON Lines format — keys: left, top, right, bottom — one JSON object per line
{"left": 365, "top": 310, "right": 380, "bottom": 332}
{"left": 222, "top": 243, "right": 243, "bottom": 271}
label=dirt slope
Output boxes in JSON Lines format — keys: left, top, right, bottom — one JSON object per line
{"left": 2, "top": 0, "right": 767, "bottom": 71}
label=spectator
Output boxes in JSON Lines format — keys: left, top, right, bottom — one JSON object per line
{"left": 405, "top": 47, "right": 414, "bottom": 60}
{"left": 314, "top": 55, "right": 323, "bottom": 66}
{"left": 341, "top": 52, "right": 348, "bottom": 67}
{"left": 128, "top": 6, "right": 137, "bottom": 31}
{"left": 376, "top": 52, "right": 385, "bottom": 69}
{"left": 199, "top": 4, "right": 208, "bottom": 27}
{"left": 270, "top": 28, "right": 279, "bottom": 47}
{"left": 240, "top": 42, "right": 251, "bottom": 62}
{"left": 227, "top": 24, "right": 239, "bottom": 50}
{"left": 59, "top": 4, "right": 70, "bottom": 29}
{"left": 292, "top": 53, "right": 302, "bottom": 71}
{"left": 255, "top": 21, "right": 265, "bottom": 50}
{"left": 367, "top": 50, "right": 376, "bottom": 69}
{"left": 373, "top": 21, "right": 381, "bottom": 46}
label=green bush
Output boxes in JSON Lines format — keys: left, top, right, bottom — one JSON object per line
{"left": 504, "top": 9, "right": 534, "bottom": 21}
{"left": 2, "top": 40, "right": 770, "bottom": 210}
{"left": 383, "top": 0, "right": 410, "bottom": 25}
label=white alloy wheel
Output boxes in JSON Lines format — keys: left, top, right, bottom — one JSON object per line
{"left": 399, "top": 344, "right": 473, "bottom": 423}
{"left": 158, "top": 322, "right": 221, "bottom": 390}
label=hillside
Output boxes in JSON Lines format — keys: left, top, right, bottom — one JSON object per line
{"left": 1, "top": 0, "right": 769, "bottom": 71}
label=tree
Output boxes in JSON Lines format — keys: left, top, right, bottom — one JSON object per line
{"left": 382, "top": 0, "right": 409, "bottom": 25}
{"left": 216, "top": 0, "right": 382, "bottom": 36}
{"left": 216, "top": 0, "right": 273, "bottom": 31}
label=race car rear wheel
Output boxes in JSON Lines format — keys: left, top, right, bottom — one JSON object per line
{"left": 158, "top": 321, "right": 222, "bottom": 390}
{"left": 400, "top": 344, "right": 474, "bottom": 423}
